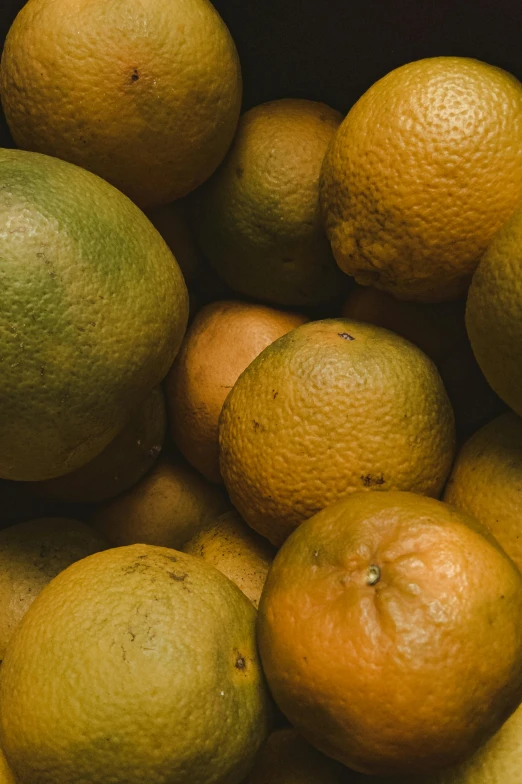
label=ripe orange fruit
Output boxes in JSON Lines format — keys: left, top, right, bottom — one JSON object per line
{"left": 167, "top": 299, "right": 308, "bottom": 483}
{"left": 91, "top": 455, "right": 229, "bottom": 550}
{"left": 257, "top": 491, "right": 522, "bottom": 776}
{"left": 341, "top": 287, "right": 506, "bottom": 440}
{"left": 219, "top": 318, "right": 455, "bottom": 546}
{"left": 341, "top": 285, "right": 464, "bottom": 363}
{"left": 466, "top": 202, "right": 522, "bottom": 417}
{"left": 353, "top": 701, "right": 522, "bottom": 783}
{"left": 0, "top": 544, "right": 272, "bottom": 784}
{"left": 190, "top": 99, "right": 345, "bottom": 306}
{"left": 320, "top": 57, "right": 522, "bottom": 301}
{"left": 182, "top": 509, "right": 275, "bottom": 607}
{"left": 0, "top": 517, "right": 108, "bottom": 659}
{"left": 1, "top": 0, "right": 242, "bottom": 208}
{"left": 0, "top": 149, "right": 188, "bottom": 481}
{"left": 444, "top": 412, "right": 522, "bottom": 570}
{"left": 32, "top": 386, "right": 166, "bottom": 503}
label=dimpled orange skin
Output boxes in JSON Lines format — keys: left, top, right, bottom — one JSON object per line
{"left": 257, "top": 491, "right": 522, "bottom": 776}
{"left": 0, "top": 0, "right": 242, "bottom": 208}
{"left": 444, "top": 412, "right": 522, "bottom": 571}
{"left": 190, "top": 99, "right": 345, "bottom": 307}
{"left": 341, "top": 285, "right": 465, "bottom": 363}
{"left": 167, "top": 300, "right": 308, "bottom": 484}
{"left": 466, "top": 204, "right": 522, "bottom": 416}
{"left": 347, "top": 700, "right": 522, "bottom": 783}
{"left": 0, "top": 544, "right": 272, "bottom": 784}
{"left": 219, "top": 319, "right": 455, "bottom": 546}
{"left": 320, "top": 57, "right": 522, "bottom": 302}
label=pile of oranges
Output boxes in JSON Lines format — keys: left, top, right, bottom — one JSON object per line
{"left": 1, "top": 1, "right": 522, "bottom": 783}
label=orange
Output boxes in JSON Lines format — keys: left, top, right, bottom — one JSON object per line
{"left": 0, "top": 149, "right": 188, "bottom": 481}
{"left": 341, "top": 285, "right": 464, "bottom": 363}
{"left": 347, "top": 699, "right": 522, "bottom": 783}
{"left": 320, "top": 57, "right": 522, "bottom": 301}
{"left": 467, "top": 202, "right": 522, "bottom": 416}
{"left": 190, "top": 99, "right": 345, "bottom": 306}
{"left": 1, "top": 0, "right": 242, "bottom": 208}
{"left": 444, "top": 412, "right": 522, "bottom": 570}
{"left": 0, "top": 517, "right": 108, "bottom": 659}
{"left": 219, "top": 318, "right": 455, "bottom": 546}
{"left": 91, "top": 455, "right": 229, "bottom": 550}
{"left": 341, "top": 287, "right": 506, "bottom": 440}
{"left": 242, "top": 728, "right": 349, "bottom": 784}
{"left": 0, "top": 544, "right": 272, "bottom": 784}
{"left": 32, "top": 386, "right": 166, "bottom": 503}
{"left": 182, "top": 509, "right": 275, "bottom": 607}
{"left": 167, "top": 300, "right": 308, "bottom": 483}
{"left": 257, "top": 491, "right": 522, "bottom": 776}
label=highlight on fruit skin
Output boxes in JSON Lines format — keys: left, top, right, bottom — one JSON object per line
{"left": 0, "top": 0, "right": 243, "bottom": 207}
{"left": 219, "top": 318, "right": 456, "bottom": 546}
{"left": 257, "top": 491, "right": 522, "bottom": 776}
{"left": 320, "top": 56, "right": 522, "bottom": 302}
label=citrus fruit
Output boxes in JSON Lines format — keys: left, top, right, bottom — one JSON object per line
{"left": 0, "top": 517, "right": 108, "bottom": 659}
{"left": 167, "top": 299, "right": 308, "bottom": 483}
{"left": 341, "top": 287, "right": 506, "bottom": 439}
{"left": 219, "top": 318, "right": 455, "bottom": 546}
{"left": 320, "top": 57, "right": 522, "bottom": 301}
{"left": 341, "top": 285, "right": 464, "bottom": 363}
{"left": 0, "top": 149, "right": 188, "bottom": 481}
{"left": 32, "top": 386, "right": 166, "bottom": 504}
{"left": 182, "top": 509, "right": 275, "bottom": 607}
{"left": 466, "top": 202, "right": 522, "bottom": 416}
{"left": 0, "top": 0, "right": 242, "bottom": 207}
{"left": 190, "top": 98, "right": 345, "bottom": 306}
{"left": 444, "top": 412, "right": 522, "bottom": 569}
{"left": 0, "top": 748, "right": 15, "bottom": 784}
{"left": 0, "top": 544, "right": 272, "bottom": 784}
{"left": 242, "top": 728, "right": 350, "bottom": 784}
{"left": 257, "top": 491, "right": 522, "bottom": 776}
{"left": 348, "top": 698, "right": 522, "bottom": 783}
{"left": 91, "top": 455, "right": 229, "bottom": 549}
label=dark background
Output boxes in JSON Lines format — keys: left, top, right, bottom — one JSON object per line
{"left": 2, "top": 0, "right": 522, "bottom": 146}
